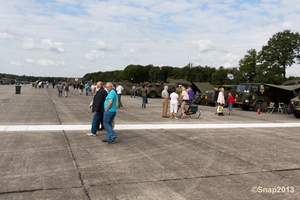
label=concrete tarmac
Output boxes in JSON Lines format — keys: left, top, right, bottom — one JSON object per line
{"left": 0, "top": 85, "right": 299, "bottom": 200}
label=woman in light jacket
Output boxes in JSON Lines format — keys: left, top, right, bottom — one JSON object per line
{"left": 217, "top": 88, "right": 225, "bottom": 105}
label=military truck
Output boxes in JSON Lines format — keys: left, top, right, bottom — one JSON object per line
{"left": 290, "top": 94, "right": 300, "bottom": 118}
{"left": 196, "top": 84, "right": 237, "bottom": 106}
{"left": 191, "top": 82, "right": 214, "bottom": 105}
{"left": 235, "top": 83, "right": 300, "bottom": 111}
{"left": 136, "top": 83, "right": 177, "bottom": 98}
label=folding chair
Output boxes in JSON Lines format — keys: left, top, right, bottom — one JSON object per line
{"left": 278, "top": 103, "right": 285, "bottom": 113}
{"left": 267, "top": 102, "right": 276, "bottom": 113}
{"left": 262, "top": 102, "right": 268, "bottom": 112}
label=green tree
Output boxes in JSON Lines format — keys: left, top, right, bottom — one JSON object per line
{"left": 258, "top": 30, "right": 300, "bottom": 82}
{"left": 123, "top": 64, "right": 149, "bottom": 83}
{"left": 239, "top": 49, "right": 258, "bottom": 82}
{"left": 211, "top": 66, "right": 228, "bottom": 85}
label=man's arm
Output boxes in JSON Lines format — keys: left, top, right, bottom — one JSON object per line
{"left": 105, "top": 99, "right": 113, "bottom": 112}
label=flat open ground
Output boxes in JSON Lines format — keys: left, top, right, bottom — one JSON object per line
{"left": 0, "top": 85, "right": 299, "bottom": 200}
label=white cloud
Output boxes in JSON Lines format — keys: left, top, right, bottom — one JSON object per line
{"left": 223, "top": 63, "right": 232, "bottom": 68}
{"left": 95, "top": 41, "right": 108, "bottom": 50}
{"left": 193, "top": 40, "right": 215, "bottom": 52}
{"left": 26, "top": 59, "right": 35, "bottom": 64}
{"left": 221, "top": 53, "right": 240, "bottom": 64}
{"left": 85, "top": 50, "right": 104, "bottom": 61}
{"left": 26, "top": 58, "right": 64, "bottom": 66}
{"left": 22, "top": 38, "right": 36, "bottom": 49}
{"left": 40, "top": 39, "right": 65, "bottom": 53}
{"left": 10, "top": 61, "right": 21, "bottom": 65}
{"left": 0, "top": 0, "right": 300, "bottom": 77}
{"left": 22, "top": 38, "right": 65, "bottom": 53}
{"left": 0, "top": 32, "right": 13, "bottom": 39}
{"left": 36, "top": 59, "right": 54, "bottom": 66}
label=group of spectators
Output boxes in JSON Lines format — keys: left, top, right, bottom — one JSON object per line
{"left": 56, "top": 82, "right": 70, "bottom": 97}
{"left": 161, "top": 85, "right": 196, "bottom": 119}
{"left": 214, "top": 87, "right": 235, "bottom": 116}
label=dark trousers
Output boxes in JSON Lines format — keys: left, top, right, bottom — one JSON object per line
{"left": 97, "top": 112, "right": 105, "bottom": 130}
{"left": 117, "top": 94, "right": 123, "bottom": 108}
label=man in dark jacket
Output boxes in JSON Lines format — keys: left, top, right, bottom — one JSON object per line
{"left": 87, "top": 81, "right": 107, "bottom": 136}
{"left": 214, "top": 87, "right": 220, "bottom": 114}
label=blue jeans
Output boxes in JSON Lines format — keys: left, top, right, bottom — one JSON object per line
{"left": 85, "top": 89, "right": 89, "bottom": 96}
{"left": 104, "top": 111, "right": 117, "bottom": 140}
{"left": 58, "top": 91, "right": 62, "bottom": 97}
{"left": 228, "top": 104, "right": 233, "bottom": 111}
{"left": 131, "top": 90, "right": 136, "bottom": 98}
{"left": 142, "top": 96, "right": 147, "bottom": 107}
{"left": 91, "top": 113, "right": 102, "bottom": 134}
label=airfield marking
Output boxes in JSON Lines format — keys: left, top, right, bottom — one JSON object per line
{"left": 0, "top": 123, "right": 300, "bottom": 132}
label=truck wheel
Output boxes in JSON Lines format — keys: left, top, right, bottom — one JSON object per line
{"left": 241, "top": 105, "right": 250, "bottom": 110}
{"left": 148, "top": 91, "right": 156, "bottom": 98}
{"left": 294, "top": 112, "right": 300, "bottom": 118}
{"left": 254, "top": 102, "right": 262, "bottom": 112}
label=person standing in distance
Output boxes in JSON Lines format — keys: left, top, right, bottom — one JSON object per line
{"left": 214, "top": 87, "right": 220, "bottom": 114}
{"left": 227, "top": 92, "right": 235, "bottom": 115}
{"left": 116, "top": 83, "right": 124, "bottom": 109}
{"left": 161, "top": 85, "right": 169, "bottom": 118}
{"left": 169, "top": 90, "right": 179, "bottom": 119}
{"left": 131, "top": 85, "right": 136, "bottom": 98}
{"left": 179, "top": 86, "right": 189, "bottom": 118}
{"left": 217, "top": 87, "right": 225, "bottom": 116}
{"left": 187, "top": 86, "right": 195, "bottom": 103}
{"left": 102, "top": 82, "right": 118, "bottom": 143}
{"left": 57, "top": 82, "right": 64, "bottom": 97}
{"left": 141, "top": 85, "right": 147, "bottom": 108}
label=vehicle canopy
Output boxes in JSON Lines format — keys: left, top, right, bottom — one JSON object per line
{"left": 191, "top": 82, "right": 214, "bottom": 94}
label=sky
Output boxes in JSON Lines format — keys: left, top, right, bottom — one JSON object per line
{"left": 1, "top": 0, "right": 300, "bottom": 78}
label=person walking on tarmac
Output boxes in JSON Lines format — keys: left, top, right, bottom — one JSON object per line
{"left": 87, "top": 82, "right": 107, "bottom": 136}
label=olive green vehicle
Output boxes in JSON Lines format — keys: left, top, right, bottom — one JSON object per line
{"left": 290, "top": 95, "right": 300, "bottom": 118}
{"left": 198, "top": 84, "right": 237, "bottom": 106}
{"left": 235, "top": 83, "right": 300, "bottom": 112}
{"left": 190, "top": 82, "right": 214, "bottom": 105}
{"left": 136, "top": 83, "right": 177, "bottom": 98}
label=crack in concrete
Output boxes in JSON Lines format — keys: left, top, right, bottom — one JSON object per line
{"left": 0, "top": 186, "right": 83, "bottom": 195}
{"left": 88, "top": 167, "right": 300, "bottom": 188}
{"left": 48, "top": 89, "right": 91, "bottom": 200}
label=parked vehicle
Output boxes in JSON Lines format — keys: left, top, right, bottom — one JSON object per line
{"left": 201, "top": 89, "right": 216, "bottom": 105}
{"left": 290, "top": 95, "right": 300, "bottom": 118}
{"left": 191, "top": 82, "right": 214, "bottom": 105}
{"left": 235, "top": 83, "right": 300, "bottom": 111}
{"left": 136, "top": 83, "right": 177, "bottom": 98}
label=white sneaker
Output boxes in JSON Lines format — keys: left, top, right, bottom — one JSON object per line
{"left": 87, "top": 133, "right": 96, "bottom": 136}
{"left": 174, "top": 117, "right": 178, "bottom": 119}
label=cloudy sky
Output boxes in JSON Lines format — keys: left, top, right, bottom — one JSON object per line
{"left": 1, "top": 0, "right": 300, "bottom": 78}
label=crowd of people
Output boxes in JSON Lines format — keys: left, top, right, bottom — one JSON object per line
{"left": 160, "top": 85, "right": 196, "bottom": 119}
{"left": 160, "top": 85, "right": 234, "bottom": 119}
{"left": 37, "top": 81, "right": 236, "bottom": 143}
